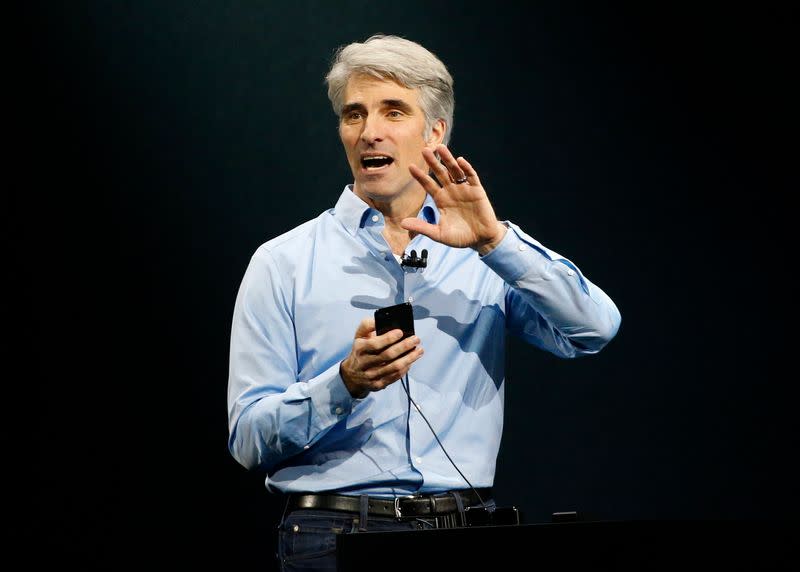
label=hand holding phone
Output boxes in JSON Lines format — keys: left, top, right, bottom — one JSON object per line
{"left": 340, "top": 304, "right": 422, "bottom": 398}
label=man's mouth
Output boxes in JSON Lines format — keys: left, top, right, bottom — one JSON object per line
{"left": 360, "top": 155, "right": 395, "bottom": 171}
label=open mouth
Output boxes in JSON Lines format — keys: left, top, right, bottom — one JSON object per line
{"left": 360, "top": 155, "right": 394, "bottom": 171}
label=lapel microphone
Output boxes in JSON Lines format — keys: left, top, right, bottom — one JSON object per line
{"left": 400, "top": 249, "right": 428, "bottom": 268}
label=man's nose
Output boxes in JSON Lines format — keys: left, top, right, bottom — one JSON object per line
{"left": 360, "top": 115, "right": 384, "bottom": 144}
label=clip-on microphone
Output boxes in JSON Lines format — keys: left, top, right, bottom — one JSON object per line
{"left": 400, "top": 249, "right": 428, "bottom": 268}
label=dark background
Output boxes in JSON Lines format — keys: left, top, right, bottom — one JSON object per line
{"left": 21, "top": 1, "right": 793, "bottom": 569}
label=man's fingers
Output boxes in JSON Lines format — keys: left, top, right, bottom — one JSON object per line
{"left": 408, "top": 163, "right": 444, "bottom": 197}
{"left": 354, "top": 317, "right": 376, "bottom": 339}
{"left": 456, "top": 156, "right": 480, "bottom": 186}
{"left": 400, "top": 218, "right": 440, "bottom": 242}
{"left": 371, "top": 346, "right": 424, "bottom": 386}
{"left": 436, "top": 144, "right": 467, "bottom": 183}
{"left": 422, "top": 147, "right": 452, "bottom": 183}
{"left": 348, "top": 331, "right": 424, "bottom": 393}
{"left": 379, "top": 335, "right": 420, "bottom": 362}
{"left": 362, "top": 328, "right": 404, "bottom": 354}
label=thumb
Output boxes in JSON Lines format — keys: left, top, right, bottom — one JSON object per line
{"left": 354, "top": 317, "right": 376, "bottom": 339}
{"left": 400, "top": 218, "right": 441, "bottom": 242}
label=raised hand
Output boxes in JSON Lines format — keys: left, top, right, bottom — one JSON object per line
{"left": 403, "top": 144, "right": 507, "bottom": 254}
{"left": 340, "top": 318, "right": 424, "bottom": 398}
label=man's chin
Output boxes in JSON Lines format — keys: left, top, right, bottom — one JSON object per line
{"left": 354, "top": 179, "right": 398, "bottom": 200}
{"left": 353, "top": 174, "right": 422, "bottom": 205}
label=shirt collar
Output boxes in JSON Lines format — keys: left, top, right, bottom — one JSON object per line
{"left": 333, "top": 185, "right": 439, "bottom": 236}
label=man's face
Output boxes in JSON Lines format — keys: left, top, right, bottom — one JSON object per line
{"left": 339, "top": 74, "right": 444, "bottom": 204}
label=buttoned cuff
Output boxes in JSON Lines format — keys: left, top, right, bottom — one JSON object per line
{"left": 479, "top": 221, "right": 550, "bottom": 283}
{"left": 309, "top": 360, "right": 356, "bottom": 430}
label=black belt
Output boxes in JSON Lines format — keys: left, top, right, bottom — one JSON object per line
{"left": 287, "top": 488, "right": 492, "bottom": 518}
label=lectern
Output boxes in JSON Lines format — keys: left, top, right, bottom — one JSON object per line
{"left": 336, "top": 520, "right": 794, "bottom": 571}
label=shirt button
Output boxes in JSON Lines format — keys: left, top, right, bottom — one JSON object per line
{"left": 415, "top": 457, "right": 423, "bottom": 464}
{"left": 303, "top": 445, "right": 310, "bottom": 450}
{"left": 567, "top": 269, "right": 575, "bottom": 276}
{"left": 407, "top": 296, "right": 414, "bottom": 303}
{"left": 292, "top": 525, "right": 300, "bottom": 532}
{"left": 371, "top": 215, "right": 379, "bottom": 222}
{"left": 518, "top": 244, "right": 526, "bottom": 251}
{"left": 334, "top": 406, "right": 343, "bottom": 415}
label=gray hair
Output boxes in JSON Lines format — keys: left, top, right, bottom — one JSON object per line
{"left": 325, "top": 34, "right": 455, "bottom": 145}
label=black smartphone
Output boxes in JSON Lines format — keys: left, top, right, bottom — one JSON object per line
{"left": 374, "top": 302, "right": 415, "bottom": 340}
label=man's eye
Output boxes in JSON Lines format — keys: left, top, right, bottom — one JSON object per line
{"left": 345, "top": 112, "right": 362, "bottom": 121}
{"left": 387, "top": 110, "right": 402, "bottom": 118}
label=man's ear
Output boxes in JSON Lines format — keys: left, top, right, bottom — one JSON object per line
{"left": 426, "top": 118, "right": 446, "bottom": 149}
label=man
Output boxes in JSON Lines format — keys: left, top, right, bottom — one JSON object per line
{"left": 227, "top": 34, "right": 621, "bottom": 570}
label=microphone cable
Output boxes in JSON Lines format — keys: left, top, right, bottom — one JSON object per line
{"left": 398, "top": 373, "right": 488, "bottom": 508}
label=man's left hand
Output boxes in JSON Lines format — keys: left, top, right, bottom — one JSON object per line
{"left": 404, "top": 144, "right": 507, "bottom": 255}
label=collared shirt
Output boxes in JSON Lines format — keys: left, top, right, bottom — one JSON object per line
{"left": 227, "top": 186, "right": 620, "bottom": 496}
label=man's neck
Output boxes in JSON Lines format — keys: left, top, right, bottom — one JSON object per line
{"left": 353, "top": 185, "right": 426, "bottom": 254}
{"left": 357, "top": 185, "right": 426, "bottom": 225}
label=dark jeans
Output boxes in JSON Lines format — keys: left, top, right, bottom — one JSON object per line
{"left": 277, "top": 500, "right": 496, "bottom": 571}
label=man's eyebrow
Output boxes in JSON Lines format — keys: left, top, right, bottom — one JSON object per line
{"left": 341, "top": 102, "right": 366, "bottom": 116}
{"left": 340, "top": 99, "right": 415, "bottom": 116}
{"left": 382, "top": 99, "right": 414, "bottom": 113}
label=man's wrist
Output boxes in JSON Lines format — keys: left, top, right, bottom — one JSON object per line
{"left": 340, "top": 360, "right": 368, "bottom": 399}
{"left": 474, "top": 222, "right": 508, "bottom": 256}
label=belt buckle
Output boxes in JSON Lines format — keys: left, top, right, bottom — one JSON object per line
{"left": 394, "top": 494, "right": 419, "bottom": 518}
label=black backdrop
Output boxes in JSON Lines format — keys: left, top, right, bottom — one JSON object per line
{"left": 21, "top": 2, "right": 793, "bottom": 569}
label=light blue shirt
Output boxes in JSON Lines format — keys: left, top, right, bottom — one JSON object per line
{"left": 227, "top": 186, "right": 620, "bottom": 497}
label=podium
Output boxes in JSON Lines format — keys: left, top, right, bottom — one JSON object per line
{"left": 336, "top": 520, "right": 794, "bottom": 571}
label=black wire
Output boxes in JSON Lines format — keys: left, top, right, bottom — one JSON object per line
{"left": 399, "top": 373, "right": 487, "bottom": 508}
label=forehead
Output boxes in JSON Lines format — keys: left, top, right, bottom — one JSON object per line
{"left": 342, "top": 74, "right": 421, "bottom": 107}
